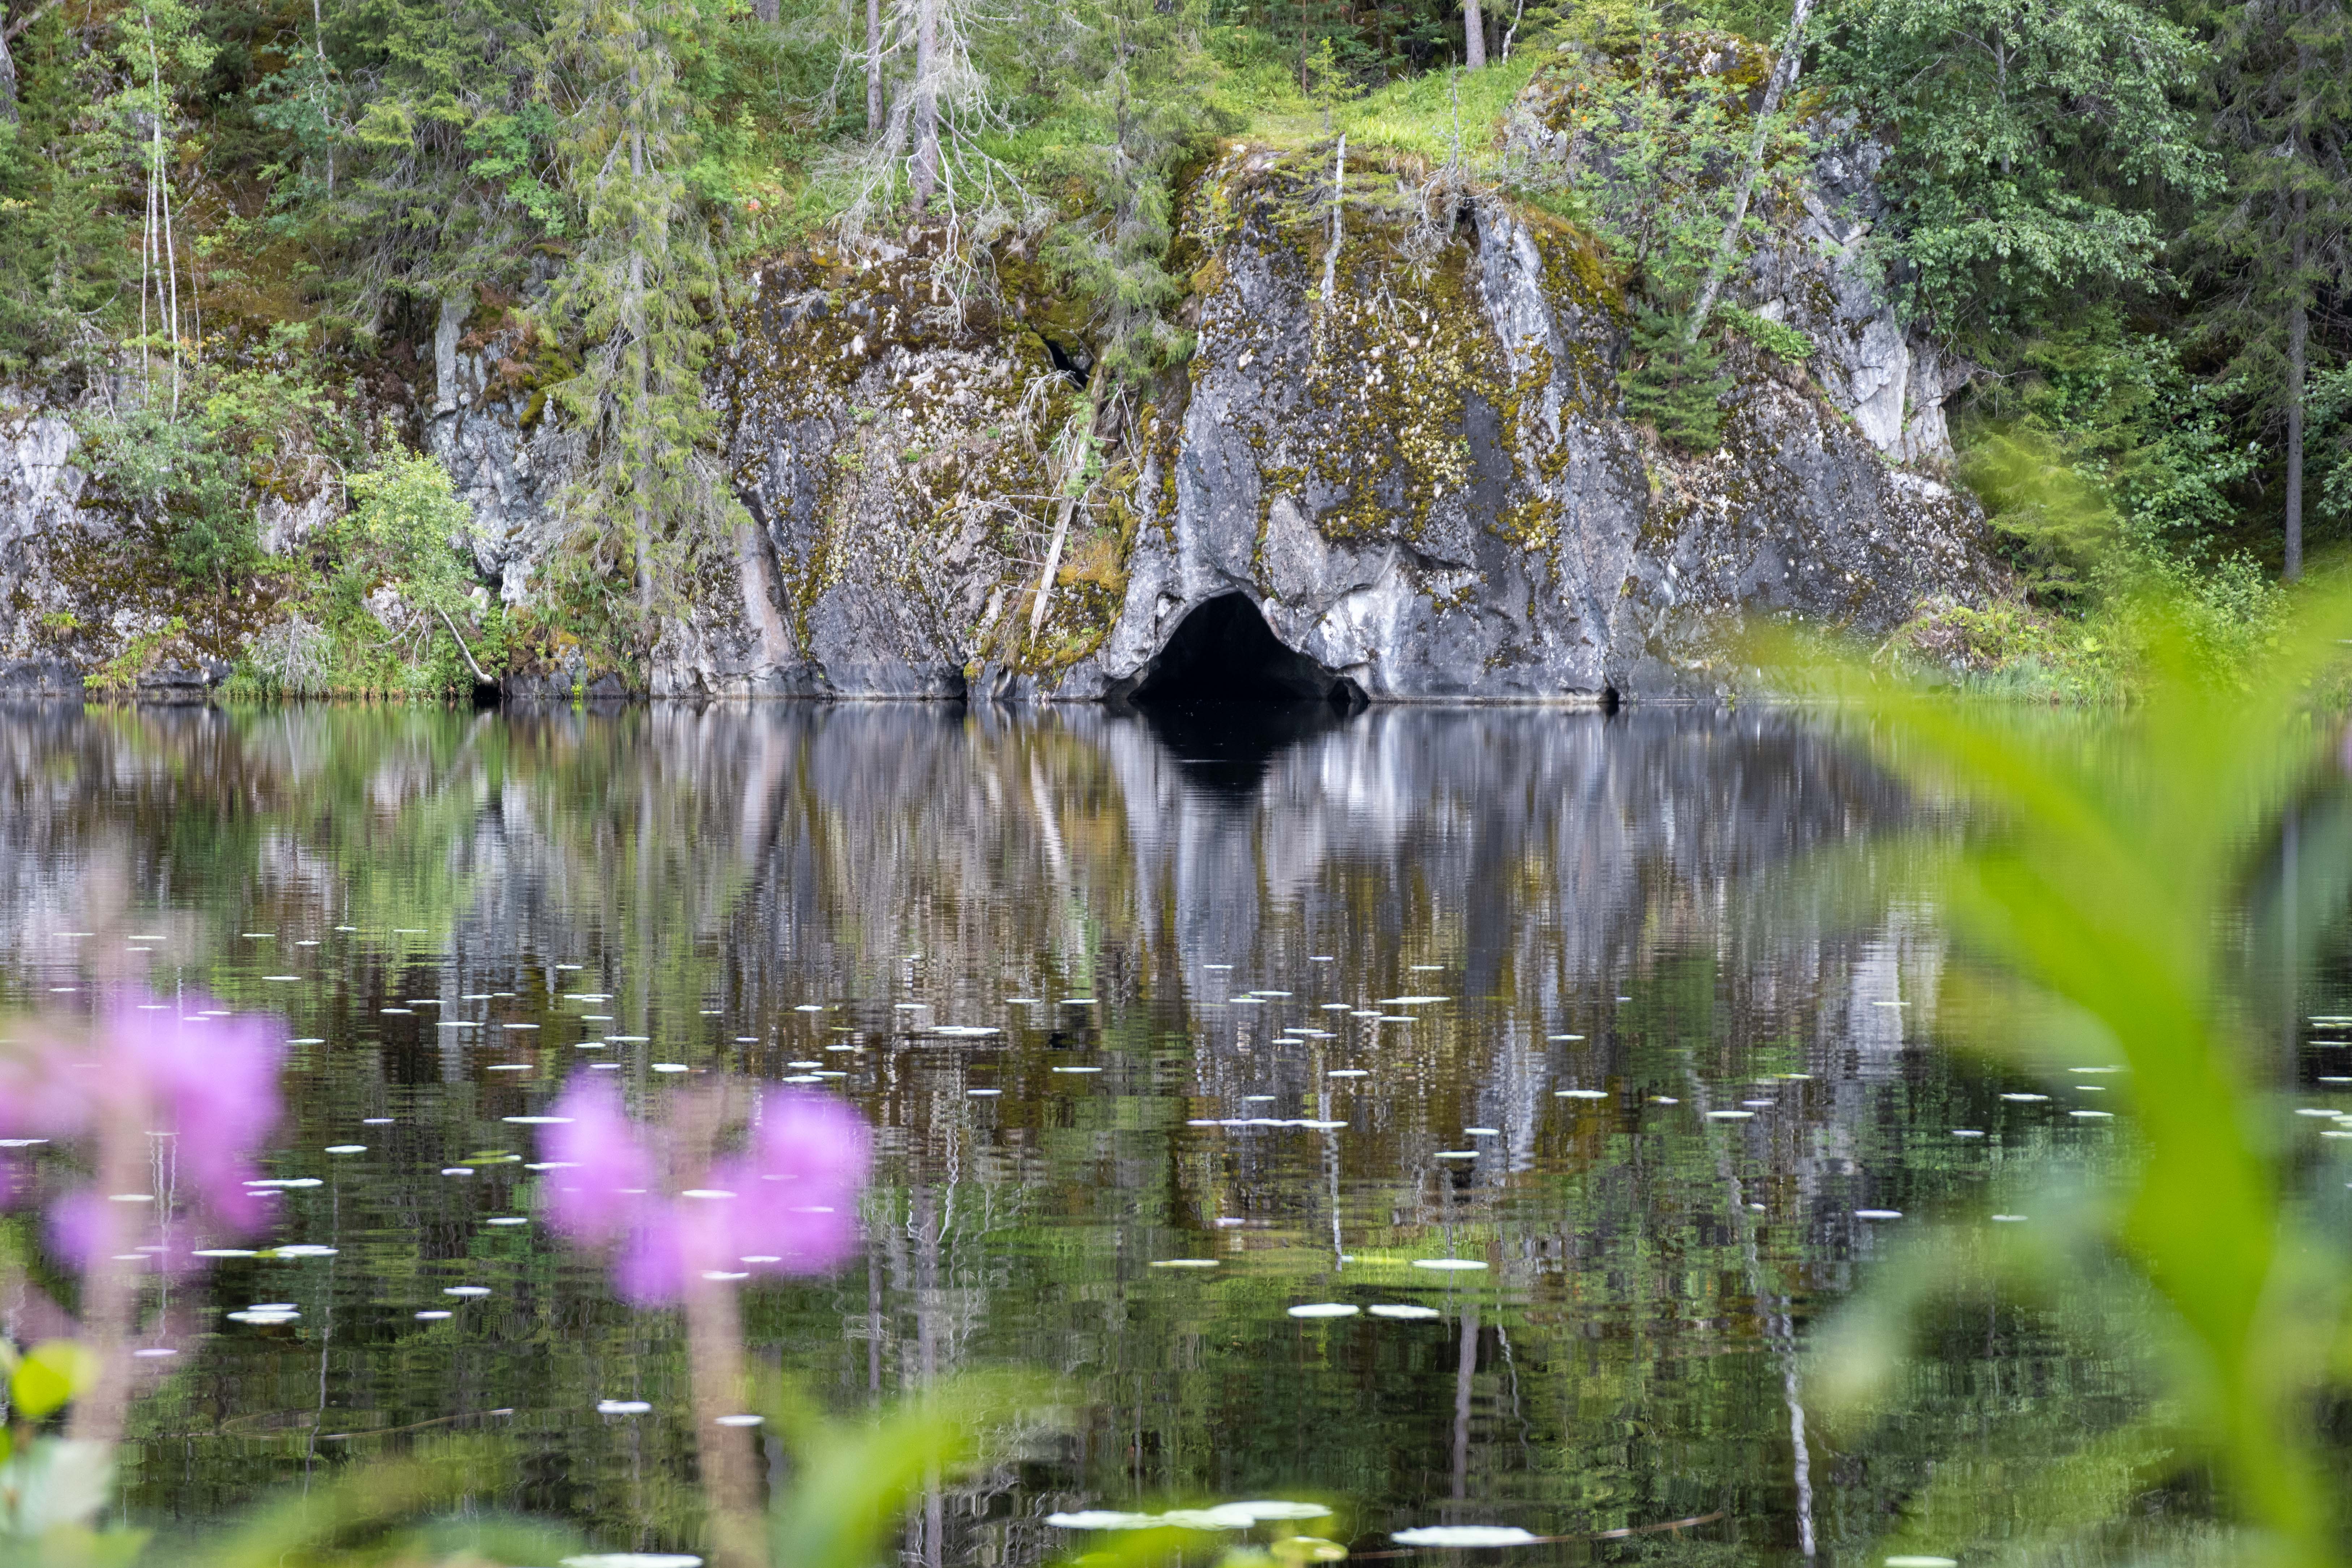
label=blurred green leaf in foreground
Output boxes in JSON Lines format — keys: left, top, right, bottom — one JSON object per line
{"left": 1792, "top": 581, "right": 2352, "bottom": 1568}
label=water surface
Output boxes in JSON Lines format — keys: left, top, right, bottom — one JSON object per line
{"left": 0, "top": 703, "right": 2156, "bottom": 1562}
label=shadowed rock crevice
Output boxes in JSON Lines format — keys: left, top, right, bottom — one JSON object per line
{"left": 1123, "top": 593, "right": 1364, "bottom": 708}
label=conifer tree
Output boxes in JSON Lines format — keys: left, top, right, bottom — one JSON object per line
{"left": 540, "top": 0, "right": 737, "bottom": 628}
{"left": 2196, "top": 0, "right": 2352, "bottom": 579}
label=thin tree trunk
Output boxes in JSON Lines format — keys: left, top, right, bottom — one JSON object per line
{"left": 865, "top": 0, "right": 883, "bottom": 132}
{"left": 627, "top": 53, "right": 653, "bottom": 611}
{"left": 0, "top": 23, "right": 18, "bottom": 125}
{"left": 312, "top": 0, "right": 334, "bottom": 198}
{"left": 150, "top": 40, "right": 179, "bottom": 419}
{"left": 2285, "top": 202, "right": 2307, "bottom": 582}
{"left": 1462, "top": 0, "right": 1485, "bottom": 68}
{"left": 1683, "top": 0, "right": 1816, "bottom": 345}
{"left": 910, "top": 0, "right": 939, "bottom": 210}
{"left": 1028, "top": 382, "right": 1105, "bottom": 644}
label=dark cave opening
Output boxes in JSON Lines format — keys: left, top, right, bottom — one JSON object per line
{"left": 1128, "top": 593, "right": 1365, "bottom": 709}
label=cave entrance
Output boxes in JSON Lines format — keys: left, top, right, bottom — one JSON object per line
{"left": 1129, "top": 593, "right": 1365, "bottom": 708}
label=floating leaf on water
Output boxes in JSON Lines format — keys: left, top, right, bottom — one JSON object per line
{"left": 1952, "top": 1129, "right": 1985, "bottom": 1138}
{"left": 132, "top": 1348, "right": 176, "bottom": 1358}
{"left": 1045, "top": 1511, "right": 1158, "bottom": 1530}
{"left": 1328, "top": 1070, "right": 1370, "bottom": 1078}
{"left": 1368, "top": 1304, "right": 1441, "bottom": 1319}
{"left": 324, "top": 1145, "right": 366, "bottom": 1155}
{"left": 1374, "top": 996, "right": 1449, "bottom": 1005}
{"left": 289, "top": 1037, "right": 326, "bottom": 1045}
{"left": 1547, "top": 1034, "right": 1585, "bottom": 1041}
{"left": 486, "top": 1217, "right": 527, "bottom": 1226}
{"left": 1434, "top": 1151, "right": 1479, "bottom": 1159}
{"left": 1391, "top": 1526, "right": 1539, "bottom": 1548}
{"left": 1288, "top": 1303, "right": 1360, "bottom": 1318}
{"left": 1464, "top": 1127, "right": 1500, "bottom": 1136}
{"left": 505, "top": 1116, "right": 573, "bottom": 1126}
{"left": 595, "top": 1400, "right": 653, "bottom": 1415}
{"left": 1884, "top": 1558, "right": 1958, "bottom": 1567}
{"left": 2070, "top": 1110, "right": 2115, "bottom": 1119}
{"left": 562, "top": 1556, "right": 703, "bottom": 1567}
{"left": 651, "top": 1064, "right": 689, "bottom": 1074}
{"left": 415, "top": 1310, "right": 451, "bottom": 1320}
{"left": 1854, "top": 1209, "right": 1903, "bottom": 1220}
{"left": 1413, "top": 1259, "right": 1487, "bottom": 1271}
{"left": 715, "top": 1414, "right": 763, "bottom": 1427}
{"left": 192, "top": 1248, "right": 256, "bottom": 1258}
{"left": 1150, "top": 1259, "right": 1219, "bottom": 1269}
{"left": 1999, "top": 1093, "right": 2049, "bottom": 1103}
{"left": 968, "top": 1089, "right": 1002, "bottom": 1097}
{"left": 444, "top": 1286, "right": 490, "bottom": 1297}
{"left": 1706, "top": 1110, "right": 1756, "bottom": 1120}
{"left": 1555, "top": 1089, "right": 1608, "bottom": 1099}
{"left": 1991, "top": 1214, "right": 2028, "bottom": 1223}
{"left": 441, "top": 1168, "right": 476, "bottom": 1176}
{"left": 1052, "top": 1066, "right": 1104, "bottom": 1074}
{"left": 273, "top": 1246, "right": 339, "bottom": 1258}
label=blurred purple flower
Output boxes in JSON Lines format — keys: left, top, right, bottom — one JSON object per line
{"left": 537, "top": 1078, "right": 871, "bottom": 1306}
{"left": 0, "top": 993, "right": 286, "bottom": 1271}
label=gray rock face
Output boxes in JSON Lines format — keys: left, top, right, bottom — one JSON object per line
{"left": 0, "top": 401, "right": 90, "bottom": 660}
{"left": 690, "top": 144, "right": 2002, "bottom": 703}
{"left": 423, "top": 322, "right": 578, "bottom": 602}
{"left": 1746, "top": 125, "right": 1967, "bottom": 467}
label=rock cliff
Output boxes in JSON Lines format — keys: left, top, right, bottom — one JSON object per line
{"left": 685, "top": 135, "right": 2000, "bottom": 702}
{"left": 0, "top": 98, "right": 2007, "bottom": 704}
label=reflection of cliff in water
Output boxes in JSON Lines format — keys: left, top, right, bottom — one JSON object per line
{"left": 0, "top": 701, "right": 1982, "bottom": 1561}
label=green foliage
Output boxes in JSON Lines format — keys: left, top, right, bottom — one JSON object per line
{"left": 1820, "top": 0, "right": 2213, "bottom": 344}
{"left": 1558, "top": 29, "right": 1806, "bottom": 308}
{"left": 70, "top": 342, "right": 349, "bottom": 594}
{"left": 1796, "top": 588, "right": 2352, "bottom": 1568}
{"left": 1716, "top": 302, "right": 1812, "bottom": 361}
{"left": 335, "top": 450, "right": 479, "bottom": 624}
{"left": 1036, "top": 0, "right": 1237, "bottom": 387}
{"left": 1957, "top": 424, "right": 2120, "bottom": 604}
{"left": 1620, "top": 305, "right": 1726, "bottom": 451}
{"left": 536, "top": 0, "right": 741, "bottom": 633}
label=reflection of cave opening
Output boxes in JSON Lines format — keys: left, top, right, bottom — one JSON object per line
{"left": 1130, "top": 593, "right": 1365, "bottom": 708}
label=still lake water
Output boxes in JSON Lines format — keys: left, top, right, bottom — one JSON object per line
{"left": 0, "top": 701, "right": 2191, "bottom": 1562}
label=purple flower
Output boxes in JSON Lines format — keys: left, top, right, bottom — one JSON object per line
{"left": 537, "top": 1078, "right": 870, "bottom": 1306}
{"left": 0, "top": 993, "right": 286, "bottom": 1271}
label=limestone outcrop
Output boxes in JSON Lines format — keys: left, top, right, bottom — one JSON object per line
{"left": 0, "top": 85, "right": 2008, "bottom": 704}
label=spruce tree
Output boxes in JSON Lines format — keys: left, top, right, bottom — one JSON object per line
{"left": 1621, "top": 307, "right": 1727, "bottom": 453}
{"left": 2195, "top": 0, "right": 2352, "bottom": 579}
{"left": 540, "top": 0, "right": 737, "bottom": 629}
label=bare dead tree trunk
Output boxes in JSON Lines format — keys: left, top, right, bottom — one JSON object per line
{"left": 865, "top": 0, "right": 883, "bottom": 131}
{"left": 1462, "top": 0, "right": 1486, "bottom": 68}
{"left": 2286, "top": 188, "right": 2308, "bottom": 583}
{"left": 0, "top": 23, "right": 19, "bottom": 125}
{"left": 910, "top": 0, "right": 939, "bottom": 210}
{"left": 1683, "top": 0, "right": 1816, "bottom": 345}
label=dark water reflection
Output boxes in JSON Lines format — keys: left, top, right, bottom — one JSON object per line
{"left": 0, "top": 703, "right": 2136, "bottom": 1563}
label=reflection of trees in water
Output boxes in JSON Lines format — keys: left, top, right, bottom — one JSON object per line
{"left": 0, "top": 703, "right": 2000, "bottom": 1560}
